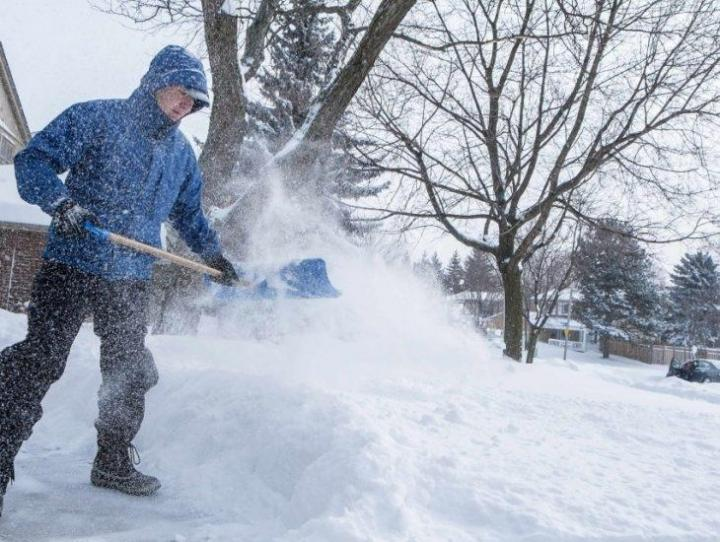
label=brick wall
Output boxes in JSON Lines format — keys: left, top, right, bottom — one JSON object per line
{"left": 0, "top": 222, "right": 47, "bottom": 312}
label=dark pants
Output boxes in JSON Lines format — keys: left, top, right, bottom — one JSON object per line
{"left": 0, "top": 261, "right": 158, "bottom": 467}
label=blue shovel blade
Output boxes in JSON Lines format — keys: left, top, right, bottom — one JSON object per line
{"left": 207, "top": 258, "right": 341, "bottom": 301}
{"left": 279, "top": 259, "right": 341, "bottom": 298}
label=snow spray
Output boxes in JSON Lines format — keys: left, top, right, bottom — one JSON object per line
{"left": 196, "top": 168, "right": 492, "bottom": 390}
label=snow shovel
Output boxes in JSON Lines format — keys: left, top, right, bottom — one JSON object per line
{"left": 205, "top": 258, "right": 341, "bottom": 301}
{"left": 84, "top": 224, "right": 340, "bottom": 300}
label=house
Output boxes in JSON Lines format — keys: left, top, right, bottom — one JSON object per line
{"left": 0, "top": 42, "right": 46, "bottom": 313}
{"left": 528, "top": 288, "right": 590, "bottom": 352}
{"left": 0, "top": 42, "right": 31, "bottom": 163}
{"left": 452, "top": 287, "right": 591, "bottom": 351}
{"left": 0, "top": 165, "right": 49, "bottom": 312}
{"left": 526, "top": 314, "right": 590, "bottom": 352}
{"left": 447, "top": 289, "right": 504, "bottom": 327}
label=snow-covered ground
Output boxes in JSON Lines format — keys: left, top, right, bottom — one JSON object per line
{"left": 2, "top": 175, "right": 719, "bottom": 541}
{"left": 1, "top": 292, "right": 720, "bottom": 541}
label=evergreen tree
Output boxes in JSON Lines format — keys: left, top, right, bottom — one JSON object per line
{"left": 668, "top": 251, "right": 720, "bottom": 347}
{"left": 429, "top": 253, "right": 444, "bottom": 286}
{"left": 574, "top": 220, "right": 660, "bottom": 356}
{"left": 413, "top": 252, "right": 445, "bottom": 288}
{"left": 249, "top": 1, "right": 386, "bottom": 232}
{"left": 413, "top": 253, "right": 432, "bottom": 276}
{"left": 253, "top": 0, "right": 334, "bottom": 147}
{"left": 444, "top": 251, "right": 465, "bottom": 294}
{"left": 463, "top": 249, "right": 500, "bottom": 292}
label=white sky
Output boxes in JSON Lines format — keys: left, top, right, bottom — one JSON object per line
{"left": 0, "top": 0, "right": 210, "bottom": 139}
{"left": 0, "top": 0, "right": 700, "bottom": 274}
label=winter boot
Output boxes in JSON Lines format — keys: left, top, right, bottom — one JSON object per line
{"left": 91, "top": 443, "right": 161, "bottom": 496}
{"left": 0, "top": 462, "right": 13, "bottom": 519}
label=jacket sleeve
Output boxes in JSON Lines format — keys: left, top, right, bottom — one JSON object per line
{"left": 168, "top": 154, "right": 222, "bottom": 260}
{"left": 14, "top": 102, "right": 97, "bottom": 214}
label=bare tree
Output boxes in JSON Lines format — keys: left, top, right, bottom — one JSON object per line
{"left": 522, "top": 223, "right": 578, "bottom": 364}
{"left": 350, "top": 0, "right": 720, "bottom": 360}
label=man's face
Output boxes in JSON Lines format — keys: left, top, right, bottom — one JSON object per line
{"left": 155, "top": 86, "right": 195, "bottom": 122}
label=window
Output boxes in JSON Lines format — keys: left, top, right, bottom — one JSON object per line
{"left": 0, "top": 135, "right": 14, "bottom": 163}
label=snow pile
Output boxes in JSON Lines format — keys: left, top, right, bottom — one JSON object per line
{"left": 1, "top": 176, "right": 720, "bottom": 540}
{"left": 2, "top": 307, "right": 720, "bottom": 541}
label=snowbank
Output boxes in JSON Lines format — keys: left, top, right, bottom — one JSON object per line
{"left": 1, "top": 300, "right": 720, "bottom": 540}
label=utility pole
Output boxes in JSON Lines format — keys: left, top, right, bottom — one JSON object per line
{"left": 563, "top": 287, "right": 574, "bottom": 361}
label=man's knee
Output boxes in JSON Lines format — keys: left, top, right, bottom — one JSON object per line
{"left": 4, "top": 399, "right": 45, "bottom": 442}
{"left": 0, "top": 341, "right": 57, "bottom": 445}
{"left": 100, "top": 347, "right": 158, "bottom": 392}
{"left": 0, "top": 338, "right": 68, "bottom": 388}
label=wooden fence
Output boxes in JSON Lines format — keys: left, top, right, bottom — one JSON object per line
{"left": 607, "top": 339, "right": 720, "bottom": 365}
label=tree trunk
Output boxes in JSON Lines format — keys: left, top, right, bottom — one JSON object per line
{"left": 279, "top": 0, "right": 417, "bottom": 172}
{"left": 199, "top": 0, "right": 247, "bottom": 208}
{"left": 502, "top": 265, "right": 524, "bottom": 361}
{"left": 150, "top": 0, "right": 247, "bottom": 335}
{"left": 601, "top": 333, "right": 610, "bottom": 358}
{"left": 526, "top": 331, "right": 539, "bottom": 364}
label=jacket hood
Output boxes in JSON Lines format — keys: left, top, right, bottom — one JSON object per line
{"left": 140, "top": 45, "right": 210, "bottom": 112}
{"left": 128, "top": 45, "right": 210, "bottom": 138}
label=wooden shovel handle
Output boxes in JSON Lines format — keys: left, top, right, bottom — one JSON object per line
{"left": 85, "top": 224, "right": 242, "bottom": 282}
{"left": 108, "top": 230, "right": 223, "bottom": 277}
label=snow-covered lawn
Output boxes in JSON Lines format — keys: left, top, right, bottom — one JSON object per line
{"left": 1, "top": 291, "right": 719, "bottom": 542}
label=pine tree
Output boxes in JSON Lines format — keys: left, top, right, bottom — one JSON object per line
{"left": 668, "top": 251, "right": 720, "bottom": 347}
{"left": 413, "top": 252, "right": 445, "bottom": 288}
{"left": 253, "top": 1, "right": 334, "bottom": 147}
{"left": 463, "top": 249, "right": 500, "bottom": 293}
{"left": 573, "top": 220, "right": 660, "bottom": 356}
{"left": 444, "top": 251, "right": 465, "bottom": 294}
{"left": 413, "top": 252, "right": 431, "bottom": 275}
{"left": 429, "top": 253, "right": 444, "bottom": 286}
{"left": 249, "top": 1, "right": 386, "bottom": 232}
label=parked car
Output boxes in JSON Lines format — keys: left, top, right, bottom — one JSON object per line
{"left": 667, "top": 359, "right": 720, "bottom": 383}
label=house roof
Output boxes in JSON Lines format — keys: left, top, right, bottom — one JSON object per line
{"left": 528, "top": 312, "right": 587, "bottom": 331}
{"left": 0, "top": 164, "right": 49, "bottom": 226}
{"left": 451, "top": 288, "right": 583, "bottom": 304}
{"left": 448, "top": 290, "right": 503, "bottom": 302}
{"left": 0, "top": 41, "right": 31, "bottom": 143}
{"left": 555, "top": 287, "right": 582, "bottom": 303}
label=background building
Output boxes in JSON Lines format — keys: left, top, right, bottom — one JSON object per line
{"left": 0, "top": 40, "right": 45, "bottom": 312}
{"left": 0, "top": 41, "right": 30, "bottom": 163}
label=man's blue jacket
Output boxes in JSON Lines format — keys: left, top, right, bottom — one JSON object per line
{"left": 14, "top": 45, "right": 222, "bottom": 281}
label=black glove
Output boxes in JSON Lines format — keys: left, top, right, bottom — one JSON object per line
{"left": 51, "top": 199, "right": 101, "bottom": 238}
{"left": 204, "top": 254, "right": 240, "bottom": 286}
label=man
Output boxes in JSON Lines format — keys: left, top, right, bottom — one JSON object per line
{"left": 0, "top": 45, "right": 238, "bottom": 516}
